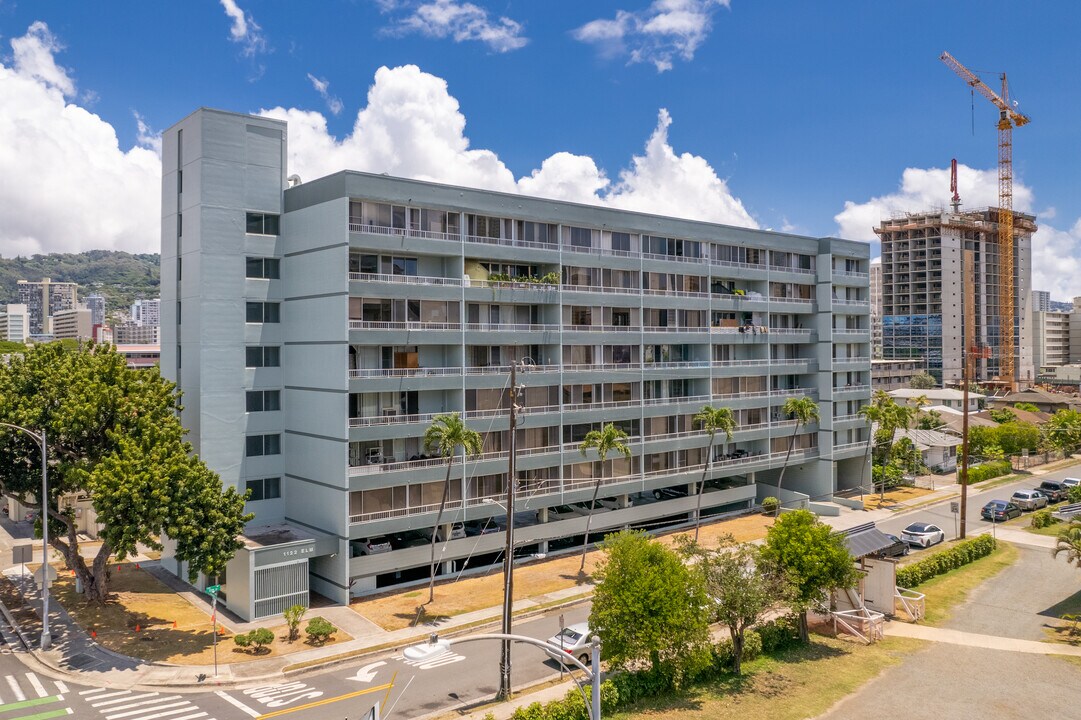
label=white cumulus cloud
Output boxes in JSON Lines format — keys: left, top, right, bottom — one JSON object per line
{"left": 306, "top": 73, "right": 343, "bottom": 116}
{"left": 0, "top": 23, "right": 161, "bottom": 258}
{"left": 384, "top": 0, "right": 528, "bottom": 53}
{"left": 1032, "top": 219, "right": 1081, "bottom": 303}
{"left": 220, "top": 0, "right": 268, "bottom": 57}
{"left": 261, "top": 64, "right": 757, "bottom": 228}
{"left": 574, "top": 0, "right": 729, "bottom": 72}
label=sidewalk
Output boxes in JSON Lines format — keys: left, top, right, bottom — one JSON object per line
{"left": 0, "top": 461, "right": 1069, "bottom": 694}
{"left": 884, "top": 621, "right": 1081, "bottom": 656}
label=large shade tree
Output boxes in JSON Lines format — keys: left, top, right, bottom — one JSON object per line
{"left": 692, "top": 405, "right": 735, "bottom": 542}
{"left": 578, "top": 423, "right": 632, "bottom": 570}
{"left": 773, "top": 395, "right": 820, "bottom": 514}
{"left": 423, "top": 413, "right": 482, "bottom": 603}
{"left": 0, "top": 342, "right": 251, "bottom": 604}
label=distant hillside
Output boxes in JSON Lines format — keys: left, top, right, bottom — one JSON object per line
{"left": 0, "top": 251, "right": 160, "bottom": 317}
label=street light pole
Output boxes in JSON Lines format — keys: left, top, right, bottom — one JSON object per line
{"left": 0, "top": 422, "right": 51, "bottom": 650}
{"left": 499, "top": 361, "right": 522, "bottom": 700}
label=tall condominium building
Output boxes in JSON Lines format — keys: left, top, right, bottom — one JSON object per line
{"left": 1033, "top": 290, "right": 1051, "bottom": 313}
{"left": 85, "top": 295, "right": 106, "bottom": 327}
{"left": 16, "top": 278, "right": 78, "bottom": 336}
{"left": 875, "top": 210, "right": 1036, "bottom": 387}
{"left": 870, "top": 258, "right": 882, "bottom": 359}
{"left": 0, "top": 304, "right": 30, "bottom": 343}
{"left": 51, "top": 307, "right": 93, "bottom": 340}
{"left": 161, "top": 108, "right": 871, "bottom": 621}
{"left": 1032, "top": 304, "right": 1071, "bottom": 372}
{"left": 131, "top": 298, "right": 161, "bottom": 327}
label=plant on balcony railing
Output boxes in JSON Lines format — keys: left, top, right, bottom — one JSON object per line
{"left": 486, "top": 271, "right": 559, "bottom": 286}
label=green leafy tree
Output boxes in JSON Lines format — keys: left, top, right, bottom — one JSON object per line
{"left": 578, "top": 423, "right": 632, "bottom": 570}
{"left": 423, "top": 413, "right": 482, "bottom": 603}
{"left": 989, "top": 407, "right": 1017, "bottom": 424}
{"left": 0, "top": 342, "right": 250, "bottom": 604}
{"left": 284, "top": 604, "right": 307, "bottom": 642}
{"left": 233, "top": 627, "right": 274, "bottom": 654}
{"left": 774, "top": 396, "right": 820, "bottom": 513}
{"left": 692, "top": 405, "right": 735, "bottom": 542}
{"left": 760, "top": 510, "right": 858, "bottom": 643}
{"left": 1046, "top": 409, "right": 1081, "bottom": 452}
{"left": 1054, "top": 518, "right": 1081, "bottom": 569}
{"left": 889, "top": 436, "right": 923, "bottom": 476}
{"left": 683, "top": 537, "right": 788, "bottom": 675}
{"left": 590, "top": 531, "right": 711, "bottom": 686}
{"left": 908, "top": 372, "right": 937, "bottom": 389}
{"left": 1014, "top": 402, "right": 1040, "bottom": 413}
{"left": 859, "top": 391, "right": 915, "bottom": 499}
{"left": 916, "top": 408, "right": 944, "bottom": 431}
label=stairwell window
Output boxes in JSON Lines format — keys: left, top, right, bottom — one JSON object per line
{"left": 246, "top": 477, "right": 281, "bottom": 501}
{"left": 246, "top": 212, "right": 280, "bottom": 235}
{"left": 246, "top": 434, "right": 281, "bottom": 457}
{"left": 246, "top": 302, "right": 280, "bottom": 323}
{"left": 246, "top": 390, "right": 281, "bottom": 412}
{"left": 245, "top": 346, "right": 281, "bottom": 368}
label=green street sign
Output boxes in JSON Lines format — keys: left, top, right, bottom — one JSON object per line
{"left": 205, "top": 584, "right": 221, "bottom": 596}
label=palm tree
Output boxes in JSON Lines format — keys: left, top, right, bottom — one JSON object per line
{"left": 773, "top": 396, "right": 820, "bottom": 515}
{"left": 577, "top": 423, "right": 631, "bottom": 570}
{"left": 692, "top": 405, "right": 735, "bottom": 542}
{"left": 423, "top": 413, "right": 482, "bottom": 604}
{"left": 1054, "top": 518, "right": 1081, "bottom": 568}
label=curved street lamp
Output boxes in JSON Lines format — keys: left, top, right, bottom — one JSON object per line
{"left": 405, "top": 632, "right": 602, "bottom": 719}
{"left": 0, "top": 422, "right": 51, "bottom": 650}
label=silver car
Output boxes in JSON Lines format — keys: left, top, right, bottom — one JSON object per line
{"left": 544, "top": 622, "right": 593, "bottom": 667}
{"left": 1011, "top": 489, "right": 1048, "bottom": 511}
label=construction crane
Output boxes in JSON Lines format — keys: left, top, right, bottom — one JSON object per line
{"left": 939, "top": 51, "right": 1031, "bottom": 389}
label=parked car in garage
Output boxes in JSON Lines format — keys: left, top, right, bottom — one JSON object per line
{"left": 900, "top": 522, "right": 945, "bottom": 548}
{"left": 1010, "top": 489, "right": 1048, "bottom": 511}
{"left": 463, "top": 518, "right": 500, "bottom": 536}
{"left": 652, "top": 486, "right": 689, "bottom": 501}
{"left": 872, "top": 533, "right": 910, "bottom": 559}
{"left": 351, "top": 536, "right": 393, "bottom": 556}
{"left": 981, "top": 500, "right": 1023, "bottom": 522}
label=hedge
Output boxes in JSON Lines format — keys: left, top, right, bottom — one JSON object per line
{"left": 965, "top": 460, "right": 1012, "bottom": 484}
{"left": 895, "top": 534, "right": 997, "bottom": 588}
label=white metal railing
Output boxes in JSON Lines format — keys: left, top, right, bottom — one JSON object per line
{"left": 832, "top": 607, "right": 884, "bottom": 644}
{"left": 833, "top": 269, "right": 869, "bottom": 279}
{"left": 641, "top": 288, "right": 710, "bottom": 299}
{"left": 642, "top": 325, "right": 708, "bottom": 333}
{"left": 832, "top": 414, "right": 864, "bottom": 423}
{"left": 349, "top": 320, "right": 462, "bottom": 331}
{"left": 832, "top": 357, "right": 871, "bottom": 365}
{"left": 561, "top": 244, "right": 638, "bottom": 259}
{"left": 895, "top": 587, "right": 925, "bottom": 622}
{"left": 348, "top": 222, "right": 459, "bottom": 243}
{"left": 832, "top": 441, "right": 868, "bottom": 453}
{"left": 561, "top": 284, "right": 642, "bottom": 296}
{"left": 832, "top": 298, "right": 870, "bottom": 307}
{"left": 709, "top": 258, "right": 768, "bottom": 272}
{"left": 768, "top": 296, "right": 814, "bottom": 304}
{"left": 562, "top": 398, "right": 642, "bottom": 412}
{"left": 464, "top": 234, "right": 559, "bottom": 251}
{"left": 463, "top": 323, "right": 559, "bottom": 333}
{"left": 468, "top": 279, "right": 559, "bottom": 290}
{"left": 834, "top": 384, "right": 871, "bottom": 394}
{"left": 349, "top": 412, "right": 437, "bottom": 427}
{"left": 769, "top": 265, "right": 817, "bottom": 275}
{"left": 348, "top": 272, "right": 462, "bottom": 286}
{"left": 562, "top": 362, "right": 639, "bottom": 372}
{"left": 563, "top": 324, "right": 642, "bottom": 333}
{"left": 641, "top": 251, "right": 706, "bottom": 265}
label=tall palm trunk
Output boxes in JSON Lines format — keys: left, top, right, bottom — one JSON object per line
{"left": 694, "top": 431, "right": 716, "bottom": 542}
{"left": 579, "top": 477, "right": 602, "bottom": 571}
{"left": 774, "top": 422, "right": 802, "bottom": 516}
{"left": 427, "top": 458, "right": 454, "bottom": 604}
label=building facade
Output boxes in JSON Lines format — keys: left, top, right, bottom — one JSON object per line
{"left": 0, "top": 304, "right": 29, "bottom": 343}
{"left": 113, "top": 321, "right": 161, "bottom": 345}
{"left": 876, "top": 210, "right": 1036, "bottom": 387}
{"left": 160, "top": 108, "right": 871, "bottom": 620}
{"left": 871, "top": 358, "right": 927, "bottom": 392}
{"left": 1032, "top": 306, "right": 1071, "bottom": 372}
{"left": 131, "top": 298, "right": 161, "bottom": 327}
{"left": 16, "top": 278, "right": 78, "bottom": 336}
{"left": 1033, "top": 290, "right": 1051, "bottom": 313}
{"left": 870, "top": 258, "right": 882, "bottom": 359}
{"left": 85, "top": 295, "right": 106, "bottom": 327}
{"left": 51, "top": 307, "right": 92, "bottom": 340}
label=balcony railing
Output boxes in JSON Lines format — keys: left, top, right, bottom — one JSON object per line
{"left": 348, "top": 221, "right": 458, "bottom": 243}
{"left": 833, "top": 384, "right": 871, "bottom": 394}
{"left": 832, "top": 413, "right": 865, "bottom": 423}
{"left": 349, "top": 320, "right": 461, "bottom": 331}
{"left": 832, "top": 298, "right": 870, "bottom": 307}
{"left": 833, "top": 269, "right": 869, "bottom": 279}
{"left": 348, "top": 272, "right": 462, "bottom": 286}
{"left": 463, "top": 323, "right": 559, "bottom": 333}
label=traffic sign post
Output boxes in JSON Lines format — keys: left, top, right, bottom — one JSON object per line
{"left": 950, "top": 501, "right": 960, "bottom": 538}
{"left": 205, "top": 585, "right": 220, "bottom": 677}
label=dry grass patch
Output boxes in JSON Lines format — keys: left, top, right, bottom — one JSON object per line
{"left": 354, "top": 512, "right": 775, "bottom": 631}
{"left": 49, "top": 561, "right": 350, "bottom": 665}
{"left": 861, "top": 486, "right": 935, "bottom": 511}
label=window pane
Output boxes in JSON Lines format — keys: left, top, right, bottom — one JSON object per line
{"left": 265, "top": 346, "right": 281, "bottom": 367}
{"left": 264, "top": 477, "right": 281, "bottom": 499}
{"left": 246, "top": 212, "right": 263, "bottom": 234}
{"left": 263, "top": 214, "right": 280, "bottom": 235}
{"left": 246, "top": 258, "right": 263, "bottom": 278}
{"left": 246, "top": 391, "right": 264, "bottom": 412}
{"left": 246, "top": 436, "right": 264, "bottom": 457}
{"left": 265, "top": 303, "right": 280, "bottom": 323}
{"left": 246, "top": 347, "right": 261, "bottom": 368}
{"left": 246, "top": 479, "right": 264, "bottom": 501}
{"left": 266, "top": 258, "right": 280, "bottom": 279}
{"left": 265, "top": 390, "right": 281, "bottom": 411}
{"left": 265, "top": 434, "right": 281, "bottom": 455}
{"left": 246, "top": 302, "right": 262, "bottom": 323}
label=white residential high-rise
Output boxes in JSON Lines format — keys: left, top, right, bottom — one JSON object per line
{"left": 1033, "top": 290, "right": 1051, "bottom": 313}
{"left": 131, "top": 298, "right": 161, "bottom": 326}
{"left": 85, "top": 295, "right": 106, "bottom": 327}
{"left": 16, "top": 278, "right": 78, "bottom": 336}
{"left": 870, "top": 258, "right": 882, "bottom": 359}
{"left": 0, "top": 304, "right": 30, "bottom": 343}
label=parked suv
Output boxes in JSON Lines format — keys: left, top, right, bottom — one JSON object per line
{"left": 1011, "top": 489, "right": 1048, "bottom": 511}
{"left": 1039, "top": 480, "right": 1070, "bottom": 503}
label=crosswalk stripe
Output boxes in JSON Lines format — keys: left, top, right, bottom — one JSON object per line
{"left": 7, "top": 674, "right": 25, "bottom": 702}
{"left": 53, "top": 681, "right": 68, "bottom": 695}
{"left": 92, "top": 693, "right": 157, "bottom": 708}
{"left": 25, "top": 673, "right": 47, "bottom": 698}
{"left": 87, "top": 690, "right": 131, "bottom": 701}
{"left": 214, "top": 691, "right": 260, "bottom": 718}
{"left": 0, "top": 695, "right": 63, "bottom": 713}
{"left": 124, "top": 706, "right": 204, "bottom": 720}
{"left": 164, "top": 713, "right": 208, "bottom": 720}
{"left": 80, "top": 688, "right": 108, "bottom": 696}
{"left": 105, "top": 698, "right": 185, "bottom": 719}
{"left": 106, "top": 700, "right": 189, "bottom": 720}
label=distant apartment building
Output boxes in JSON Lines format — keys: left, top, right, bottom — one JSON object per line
{"left": 875, "top": 209, "right": 1036, "bottom": 387}
{"left": 1032, "top": 303, "right": 1071, "bottom": 372}
{"left": 870, "top": 258, "right": 882, "bottom": 359}
{"left": 131, "top": 298, "right": 161, "bottom": 327}
{"left": 115, "top": 344, "right": 160, "bottom": 370}
{"left": 112, "top": 321, "right": 161, "bottom": 345}
{"left": 160, "top": 108, "right": 871, "bottom": 621}
{"left": 1033, "top": 290, "right": 1051, "bottom": 313}
{"left": 0, "top": 304, "right": 30, "bottom": 343}
{"left": 17, "top": 278, "right": 78, "bottom": 336}
{"left": 871, "top": 358, "right": 927, "bottom": 392}
{"left": 51, "top": 307, "right": 93, "bottom": 340}
{"left": 85, "top": 294, "right": 106, "bottom": 326}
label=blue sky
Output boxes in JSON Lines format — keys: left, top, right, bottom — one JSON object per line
{"left": 1, "top": 1, "right": 1079, "bottom": 297}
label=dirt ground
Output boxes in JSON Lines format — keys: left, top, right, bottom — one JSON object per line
{"left": 860, "top": 485, "right": 934, "bottom": 511}
{"left": 353, "top": 512, "right": 776, "bottom": 631}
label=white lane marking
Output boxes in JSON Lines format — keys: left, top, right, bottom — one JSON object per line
{"left": 92, "top": 692, "right": 157, "bottom": 708}
{"left": 401, "top": 650, "right": 467, "bottom": 670}
{"left": 349, "top": 661, "right": 387, "bottom": 683}
{"left": 100, "top": 696, "right": 179, "bottom": 716}
{"left": 242, "top": 682, "right": 323, "bottom": 707}
{"left": 25, "top": 672, "right": 47, "bottom": 698}
{"left": 106, "top": 701, "right": 190, "bottom": 720}
{"left": 165, "top": 713, "right": 209, "bottom": 720}
{"left": 80, "top": 687, "right": 109, "bottom": 696}
{"left": 6, "top": 674, "right": 25, "bottom": 701}
{"left": 87, "top": 690, "right": 132, "bottom": 701}
{"left": 55, "top": 680, "right": 69, "bottom": 694}
{"left": 215, "top": 690, "right": 261, "bottom": 718}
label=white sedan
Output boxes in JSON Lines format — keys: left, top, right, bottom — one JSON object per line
{"left": 900, "top": 522, "right": 945, "bottom": 548}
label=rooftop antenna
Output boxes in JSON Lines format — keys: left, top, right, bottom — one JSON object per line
{"left": 949, "top": 158, "right": 961, "bottom": 212}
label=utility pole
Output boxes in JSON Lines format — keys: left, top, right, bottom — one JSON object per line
{"left": 959, "top": 249, "right": 975, "bottom": 539}
{"left": 499, "top": 361, "right": 522, "bottom": 700}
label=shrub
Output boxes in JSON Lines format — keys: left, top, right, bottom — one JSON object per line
{"left": 1069, "top": 486, "right": 1081, "bottom": 504}
{"left": 713, "top": 630, "right": 763, "bottom": 670}
{"left": 965, "top": 460, "right": 1012, "bottom": 484}
{"left": 895, "top": 534, "right": 997, "bottom": 588}
{"left": 284, "top": 604, "right": 307, "bottom": 642}
{"left": 756, "top": 614, "right": 800, "bottom": 653}
{"left": 305, "top": 616, "right": 336, "bottom": 645}
{"left": 761, "top": 497, "right": 779, "bottom": 514}
{"left": 1032, "top": 509, "right": 1058, "bottom": 529}
{"left": 232, "top": 627, "right": 274, "bottom": 653}
{"left": 607, "top": 667, "right": 672, "bottom": 706}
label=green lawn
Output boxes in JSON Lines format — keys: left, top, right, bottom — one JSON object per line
{"left": 904, "top": 541, "right": 1020, "bottom": 625}
{"left": 604, "top": 636, "right": 925, "bottom": 720}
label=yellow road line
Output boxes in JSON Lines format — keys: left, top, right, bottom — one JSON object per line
{"left": 256, "top": 682, "right": 394, "bottom": 719}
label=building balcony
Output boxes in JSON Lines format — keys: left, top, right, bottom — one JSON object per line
{"left": 348, "top": 272, "right": 462, "bottom": 287}
{"left": 832, "top": 384, "right": 871, "bottom": 398}
{"left": 348, "top": 221, "right": 459, "bottom": 243}
{"left": 349, "top": 320, "right": 461, "bottom": 331}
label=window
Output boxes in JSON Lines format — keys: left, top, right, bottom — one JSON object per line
{"left": 246, "top": 477, "right": 281, "bottom": 501}
{"left": 176, "top": 301, "right": 181, "bottom": 325}
{"left": 246, "top": 301, "right": 280, "bottom": 323}
{"left": 245, "top": 212, "right": 280, "bottom": 235}
{"left": 177, "top": 213, "right": 182, "bottom": 237}
{"left": 177, "top": 169, "right": 183, "bottom": 194}
{"left": 246, "top": 257, "right": 280, "bottom": 279}
{"left": 245, "top": 346, "right": 281, "bottom": 368}
{"left": 246, "top": 390, "right": 281, "bottom": 412}
{"left": 177, "top": 258, "right": 182, "bottom": 282}
{"left": 611, "top": 232, "right": 631, "bottom": 251}
{"left": 246, "top": 434, "right": 281, "bottom": 457}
